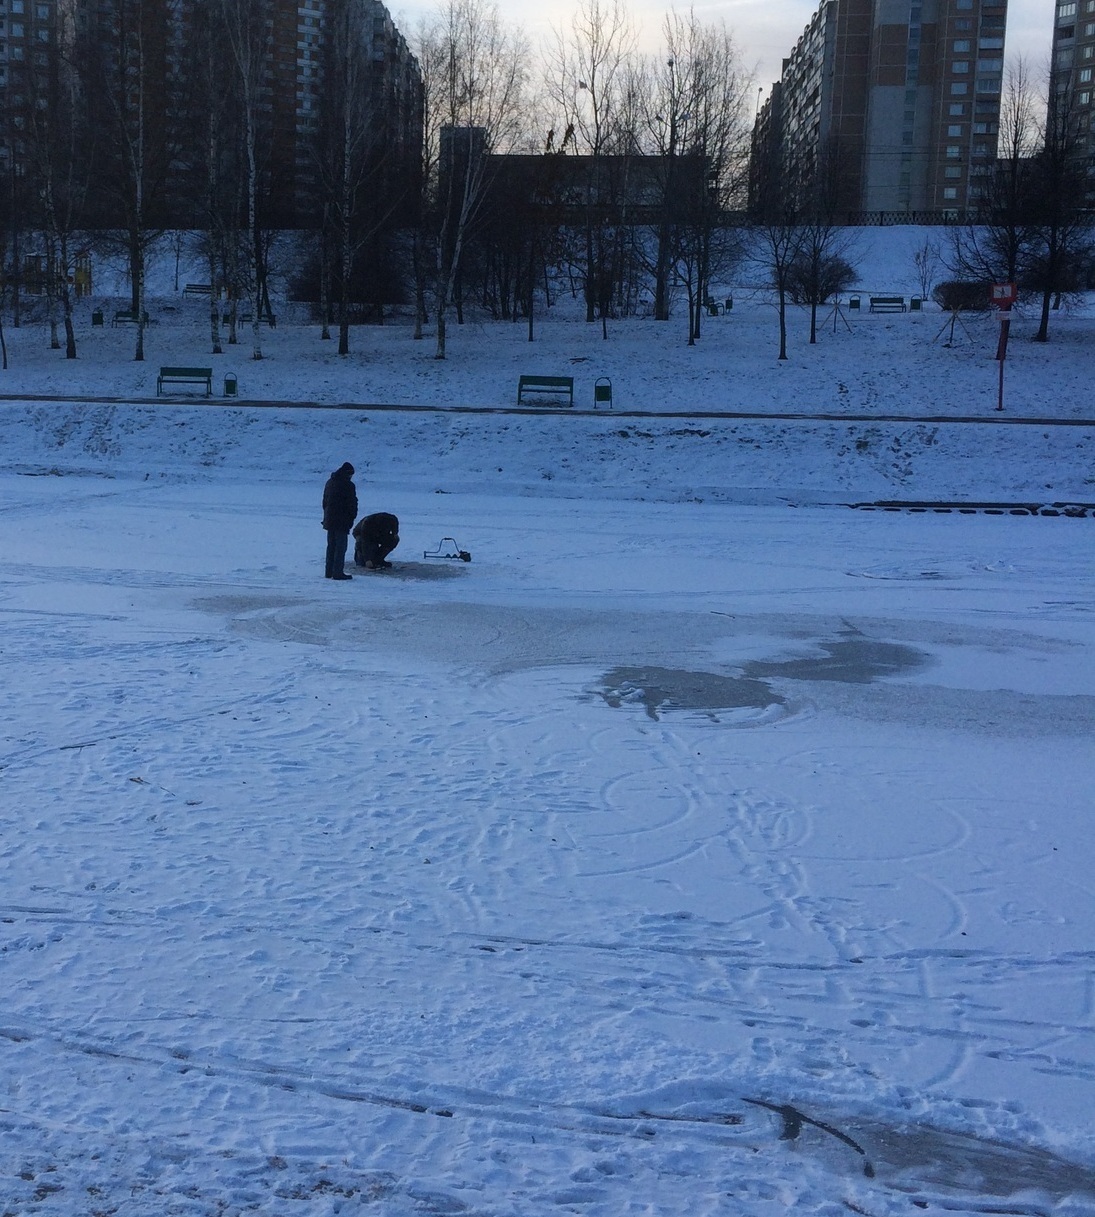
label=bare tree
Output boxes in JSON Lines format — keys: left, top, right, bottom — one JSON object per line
{"left": 1028, "top": 75, "right": 1093, "bottom": 341}
{"left": 77, "top": 0, "right": 177, "bottom": 362}
{"left": 416, "top": 0, "right": 526, "bottom": 360}
{"left": 645, "top": 11, "right": 752, "bottom": 342}
{"left": 409, "top": 17, "right": 445, "bottom": 342}
{"left": 912, "top": 235, "right": 942, "bottom": 301}
{"left": 792, "top": 139, "right": 860, "bottom": 344}
{"left": 756, "top": 221, "right": 804, "bottom": 361}
{"left": 186, "top": 0, "right": 239, "bottom": 355}
{"left": 750, "top": 147, "right": 805, "bottom": 360}
{"left": 546, "top": 0, "right": 636, "bottom": 333}
{"left": 948, "top": 58, "right": 1039, "bottom": 288}
{"left": 646, "top": 50, "right": 682, "bottom": 322}
{"left": 463, "top": 140, "right": 570, "bottom": 337}
{"left": 314, "top": 0, "right": 420, "bottom": 355}
{"left": 22, "top": 1, "right": 91, "bottom": 358}
{"left": 1, "top": 152, "right": 31, "bottom": 330}
{"left": 220, "top": 0, "right": 273, "bottom": 360}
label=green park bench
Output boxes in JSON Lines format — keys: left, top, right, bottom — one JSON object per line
{"left": 869, "top": 296, "right": 907, "bottom": 313}
{"left": 223, "top": 311, "right": 277, "bottom": 327}
{"left": 157, "top": 366, "right": 213, "bottom": 397}
{"left": 112, "top": 309, "right": 153, "bottom": 327}
{"left": 517, "top": 374, "right": 574, "bottom": 407}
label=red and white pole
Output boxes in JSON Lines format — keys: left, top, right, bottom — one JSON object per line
{"left": 990, "top": 284, "right": 1017, "bottom": 412}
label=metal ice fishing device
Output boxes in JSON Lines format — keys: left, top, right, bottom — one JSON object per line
{"left": 423, "top": 537, "right": 471, "bottom": 562}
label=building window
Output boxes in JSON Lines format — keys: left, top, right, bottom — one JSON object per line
{"left": 11, "top": 0, "right": 24, "bottom": 12}
{"left": 974, "top": 143, "right": 989, "bottom": 156}
{"left": 1084, "top": 44, "right": 1094, "bottom": 57}
{"left": 953, "top": 39, "right": 971, "bottom": 51}
{"left": 1059, "top": 25, "right": 1075, "bottom": 38}
{"left": 956, "top": 17, "right": 972, "bottom": 28}
{"left": 1086, "top": 21, "right": 1095, "bottom": 32}
{"left": 978, "top": 37, "right": 1004, "bottom": 48}
{"left": 951, "top": 82, "right": 969, "bottom": 94}
{"left": 977, "top": 77, "right": 1002, "bottom": 92}
{"left": 1059, "top": 1, "right": 1078, "bottom": 15}
{"left": 943, "top": 187, "right": 958, "bottom": 198}
{"left": 1082, "top": 90, "right": 1092, "bottom": 104}
{"left": 944, "top": 166, "right": 963, "bottom": 178}
{"left": 948, "top": 123, "right": 963, "bottom": 135}
{"left": 947, "top": 144, "right": 961, "bottom": 156}
{"left": 949, "top": 103, "right": 966, "bottom": 114}
{"left": 1082, "top": 67, "right": 1094, "bottom": 81}
{"left": 952, "top": 60, "right": 970, "bottom": 71}
{"left": 957, "top": 0, "right": 973, "bottom": 8}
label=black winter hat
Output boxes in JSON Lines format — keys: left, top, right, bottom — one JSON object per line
{"left": 339, "top": 462, "right": 355, "bottom": 475}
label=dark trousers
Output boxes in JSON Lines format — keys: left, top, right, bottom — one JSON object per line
{"left": 325, "top": 529, "right": 349, "bottom": 577}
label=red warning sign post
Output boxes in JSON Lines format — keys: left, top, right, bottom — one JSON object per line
{"left": 992, "top": 283, "right": 1017, "bottom": 411}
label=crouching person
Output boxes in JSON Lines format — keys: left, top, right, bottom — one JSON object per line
{"left": 353, "top": 512, "right": 400, "bottom": 569}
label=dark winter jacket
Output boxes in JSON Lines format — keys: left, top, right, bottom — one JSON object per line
{"left": 322, "top": 464, "right": 358, "bottom": 533}
{"left": 352, "top": 512, "right": 399, "bottom": 545}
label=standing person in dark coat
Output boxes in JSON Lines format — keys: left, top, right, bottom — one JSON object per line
{"left": 322, "top": 462, "right": 358, "bottom": 580}
{"left": 353, "top": 512, "right": 400, "bottom": 569}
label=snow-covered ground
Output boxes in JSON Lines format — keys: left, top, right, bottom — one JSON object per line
{"left": 1, "top": 230, "right": 1094, "bottom": 1215}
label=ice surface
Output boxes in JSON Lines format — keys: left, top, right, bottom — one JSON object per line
{"left": 1, "top": 233, "right": 1094, "bottom": 1215}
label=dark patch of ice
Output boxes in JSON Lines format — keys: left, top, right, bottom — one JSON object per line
{"left": 743, "top": 638, "right": 928, "bottom": 684}
{"left": 595, "top": 665, "right": 786, "bottom": 721}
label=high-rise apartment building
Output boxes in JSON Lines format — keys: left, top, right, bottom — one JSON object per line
{"left": 750, "top": 0, "right": 1008, "bottom": 219}
{"left": 0, "top": 0, "right": 64, "bottom": 176}
{"left": 1050, "top": 0, "right": 1095, "bottom": 197}
{"left": 1051, "top": 0, "right": 1095, "bottom": 99}
{"left": 285, "top": 0, "right": 423, "bottom": 221}
{"left": 0, "top": 0, "right": 422, "bottom": 228}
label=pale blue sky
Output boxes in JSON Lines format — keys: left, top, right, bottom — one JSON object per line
{"left": 394, "top": 0, "right": 1054, "bottom": 95}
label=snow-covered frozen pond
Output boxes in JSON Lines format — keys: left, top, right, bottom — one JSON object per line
{"left": 1, "top": 392, "right": 1093, "bottom": 1215}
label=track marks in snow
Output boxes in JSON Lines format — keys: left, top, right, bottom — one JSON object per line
{"left": 3, "top": 569, "right": 1095, "bottom": 1214}
{"left": 4, "top": 1020, "right": 1093, "bottom": 1216}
